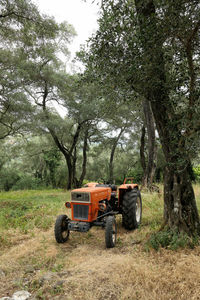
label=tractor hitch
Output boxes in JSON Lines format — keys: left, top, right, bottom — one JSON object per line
{"left": 68, "top": 221, "right": 90, "bottom": 232}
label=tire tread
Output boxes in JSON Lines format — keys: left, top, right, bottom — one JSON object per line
{"left": 105, "top": 216, "right": 116, "bottom": 248}
{"left": 54, "top": 214, "right": 69, "bottom": 243}
{"left": 122, "top": 189, "right": 142, "bottom": 230}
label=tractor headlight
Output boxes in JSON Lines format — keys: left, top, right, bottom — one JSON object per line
{"left": 65, "top": 202, "right": 71, "bottom": 208}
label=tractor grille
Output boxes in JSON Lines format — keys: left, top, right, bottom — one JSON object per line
{"left": 73, "top": 204, "right": 89, "bottom": 220}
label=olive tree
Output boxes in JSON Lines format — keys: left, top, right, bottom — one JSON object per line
{"left": 85, "top": 0, "right": 200, "bottom": 235}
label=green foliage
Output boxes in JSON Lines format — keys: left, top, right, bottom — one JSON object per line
{"left": 147, "top": 229, "right": 199, "bottom": 251}
{"left": 0, "top": 169, "right": 20, "bottom": 191}
{"left": 0, "top": 189, "right": 69, "bottom": 234}
{"left": 193, "top": 166, "right": 200, "bottom": 182}
{"left": 126, "top": 164, "right": 144, "bottom": 184}
{"left": 12, "top": 175, "right": 43, "bottom": 191}
{"left": 0, "top": 0, "right": 75, "bottom": 139}
{"left": 0, "top": 137, "right": 66, "bottom": 191}
{"left": 0, "top": 163, "right": 41, "bottom": 192}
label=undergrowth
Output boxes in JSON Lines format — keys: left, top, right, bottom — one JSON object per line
{"left": 146, "top": 228, "right": 199, "bottom": 251}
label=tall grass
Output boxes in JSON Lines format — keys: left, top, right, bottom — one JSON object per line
{"left": 0, "top": 189, "right": 70, "bottom": 249}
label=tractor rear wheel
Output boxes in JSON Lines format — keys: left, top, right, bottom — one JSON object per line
{"left": 54, "top": 214, "right": 70, "bottom": 243}
{"left": 105, "top": 216, "right": 117, "bottom": 248}
{"left": 122, "top": 189, "right": 142, "bottom": 230}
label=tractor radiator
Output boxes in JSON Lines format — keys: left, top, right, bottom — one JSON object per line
{"left": 73, "top": 204, "right": 89, "bottom": 220}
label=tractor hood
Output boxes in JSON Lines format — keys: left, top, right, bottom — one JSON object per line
{"left": 71, "top": 186, "right": 111, "bottom": 203}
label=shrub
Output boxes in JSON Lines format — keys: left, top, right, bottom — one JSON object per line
{"left": 147, "top": 229, "right": 199, "bottom": 251}
{"left": 12, "top": 175, "right": 43, "bottom": 190}
{"left": 0, "top": 169, "right": 20, "bottom": 191}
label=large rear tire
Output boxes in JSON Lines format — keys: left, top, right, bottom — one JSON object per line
{"left": 105, "top": 216, "right": 117, "bottom": 248}
{"left": 122, "top": 189, "right": 142, "bottom": 230}
{"left": 54, "top": 214, "right": 70, "bottom": 243}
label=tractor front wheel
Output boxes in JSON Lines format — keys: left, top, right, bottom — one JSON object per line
{"left": 54, "top": 214, "right": 70, "bottom": 243}
{"left": 122, "top": 189, "right": 142, "bottom": 230}
{"left": 105, "top": 216, "right": 117, "bottom": 248}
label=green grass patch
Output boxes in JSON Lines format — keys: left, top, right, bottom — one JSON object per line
{"left": 140, "top": 191, "right": 163, "bottom": 230}
{"left": 1, "top": 185, "right": 200, "bottom": 252}
{"left": 146, "top": 228, "right": 199, "bottom": 251}
{"left": 0, "top": 189, "right": 70, "bottom": 234}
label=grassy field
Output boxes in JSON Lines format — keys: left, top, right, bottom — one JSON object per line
{"left": 0, "top": 186, "right": 200, "bottom": 299}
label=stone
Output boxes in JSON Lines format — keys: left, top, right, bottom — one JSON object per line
{"left": 12, "top": 291, "right": 31, "bottom": 300}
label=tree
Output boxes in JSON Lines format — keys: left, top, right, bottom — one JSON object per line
{"left": 0, "top": 0, "right": 71, "bottom": 139}
{"left": 78, "top": 3, "right": 158, "bottom": 190}
{"left": 86, "top": 0, "right": 200, "bottom": 235}
{"left": 25, "top": 66, "right": 104, "bottom": 189}
{"left": 103, "top": 104, "right": 140, "bottom": 183}
{"left": 134, "top": 0, "right": 200, "bottom": 234}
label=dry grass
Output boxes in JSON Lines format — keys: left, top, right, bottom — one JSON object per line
{"left": 0, "top": 186, "right": 200, "bottom": 299}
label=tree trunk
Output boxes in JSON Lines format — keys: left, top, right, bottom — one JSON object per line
{"left": 140, "top": 100, "right": 157, "bottom": 191}
{"left": 142, "top": 98, "right": 157, "bottom": 191}
{"left": 164, "top": 162, "right": 199, "bottom": 234}
{"left": 72, "top": 147, "right": 77, "bottom": 187}
{"left": 109, "top": 128, "right": 125, "bottom": 183}
{"left": 78, "top": 127, "right": 89, "bottom": 187}
{"left": 135, "top": 0, "right": 200, "bottom": 234}
{"left": 65, "top": 154, "right": 73, "bottom": 190}
{"left": 71, "top": 126, "right": 89, "bottom": 188}
{"left": 109, "top": 142, "right": 116, "bottom": 183}
{"left": 140, "top": 124, "right": 147, "bottom": 185}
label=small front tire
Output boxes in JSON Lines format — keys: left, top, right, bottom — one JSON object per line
{"left": 54, "top": 214, "right": 70, "bottom": 243}
{"left": 105, "top": 216, "right": 117, "bottom": 248}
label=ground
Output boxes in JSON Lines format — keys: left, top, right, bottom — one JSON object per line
{"left": 0, "top": 187, "right": 200, "bottom": 299}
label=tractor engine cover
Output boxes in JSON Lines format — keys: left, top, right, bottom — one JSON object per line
{"left": 70, "top": 186, "right": 112, "bottom": 222}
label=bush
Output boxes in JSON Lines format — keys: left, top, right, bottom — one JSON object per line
{"left": 0, "top": 169, "right": 20, "bottom": 191}
{"left": 12, "top": 175, "right": 43, "bottom": 190}
{"left": 55, "top": 165, "right": 68, "bottom": 188}
{"left": 126, "top": 166, "right": 144, "bottom": 183}
{"left": 147, "top": 229, "right": 199, "bottom": 251}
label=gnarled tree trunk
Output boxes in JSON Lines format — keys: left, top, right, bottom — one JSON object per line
{"left": 164, "top": 162, "right": 199, "bottom": 233}
{"left": 135, "top": 0, "right": 200, "bottom": 234}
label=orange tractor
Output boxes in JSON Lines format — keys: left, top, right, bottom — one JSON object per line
{"left": 54, "top": 178, "right": 142, "bottom": 248}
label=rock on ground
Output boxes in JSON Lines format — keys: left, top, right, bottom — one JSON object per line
{"left": 0, "top": 290, "right": 31, "bottom": 300}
